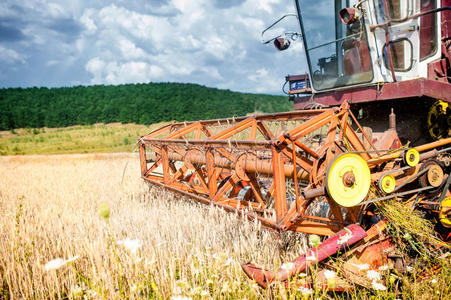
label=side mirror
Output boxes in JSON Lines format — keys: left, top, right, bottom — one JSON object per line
{"left": 261, "top": 13, "right": 300, "bottom": 48}
{"left": 339, "top": 8, "right": 360, "bottom": 25}
{"left": 274, "top": 37, "right": 291, "bottom": 51}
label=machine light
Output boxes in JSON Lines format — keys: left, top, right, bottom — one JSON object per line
{"left": 339, "top": 8, "right": 360, "bottom": 25}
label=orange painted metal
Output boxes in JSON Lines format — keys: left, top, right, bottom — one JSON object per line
{"left": 206, "top": 148, "right": 217, "bottom": 199}
{"left": 138, "top": 141, "right": 147, "bottom": 176}
{"left": 272, "top": 144, "right": 288, "bottom": 223}
{"left": 138, "top": 102, "right": 451, "bottom": 236}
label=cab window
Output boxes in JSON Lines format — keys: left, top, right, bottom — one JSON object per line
{"left": 419, "top": 0, "right": 437, "bottom": 60}
{"left": 374, "top": 0, "right": 408, "bottom": 23}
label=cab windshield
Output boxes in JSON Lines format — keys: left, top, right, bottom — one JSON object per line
{"left": 295, "top": 0, "right": 373, "bottom": 91}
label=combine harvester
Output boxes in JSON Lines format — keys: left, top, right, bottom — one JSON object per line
{"left": 138, "top": 0, "right": 451, "bottom": 290}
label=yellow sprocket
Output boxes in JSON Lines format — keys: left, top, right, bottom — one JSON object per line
{"left": 326, "top": 153, "right": 371, "bottom": 207}
{"left": 379, "top": 175, "right": 396, "bottom": 194}
{"left": 439, "top": 197, "right": 451, "bottom": 228}
{"left": 404, "top": 148, "right": 420, "bottom": 167}
{"left": 427, "top": 100, "right": 451, "bottom": 140}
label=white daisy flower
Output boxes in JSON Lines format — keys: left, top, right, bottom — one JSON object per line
{"left": 280, "top": 262, "right": 295, "bottom": 271}
{"left": 355, "top": 263, "right": 370, "bottom": 271}
{"left": 170, "top": 296, "right": 192, "bottom": 300}
{"left": 366, "top": 270, "right": 381, "bottom": 281}
{"left": 372, "top": 281, "right": 387, "bottom": 291}
{"left": 324, "top": 269, "right": 336, "bottom": 279}
{"left": 86, "top": 289, "right": 98, "bottom": 297}
{"left": 223, "top": 258, "right": 234, "bottom": 266}
{"left": 337, "top": 232, "right": 353, "bottom": 245}
{"left": 297, "top": 286, "right": 313, "bottom": 295}
{"left": 378, "top": 265, "right": 389, "bottom": 271}
{"left": 117, "top": 238, "right": 142, "bottom": 254}
{"left": 44, "top": 256, "right": 79, "bottom": 271}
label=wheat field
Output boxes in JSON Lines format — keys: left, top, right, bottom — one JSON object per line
{"left": 0, "top": 153, "right": 313, "bottom": 299}
{"left": 1, "top": 153, "right": 449, "bottom": 299}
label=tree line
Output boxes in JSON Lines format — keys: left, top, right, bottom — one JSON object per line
{"left": 0, "top": 82, "right": 291, "bottom": 130}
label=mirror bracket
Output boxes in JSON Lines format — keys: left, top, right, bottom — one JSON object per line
{"left": 261, "top": 13, "right": 302, "bottom": 51}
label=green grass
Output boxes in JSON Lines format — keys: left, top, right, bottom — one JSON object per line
{"left": 0, "top": 123, "right": 167, "bottom": 155}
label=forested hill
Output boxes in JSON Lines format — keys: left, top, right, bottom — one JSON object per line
{"left": 0, "top": 83, "right": 291, "bottom": 130}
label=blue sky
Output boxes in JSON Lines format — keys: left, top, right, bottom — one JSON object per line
{"left": 0, "top": 0, "right": 307, "bottom": 94}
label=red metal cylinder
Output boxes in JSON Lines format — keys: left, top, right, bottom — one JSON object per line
{"left": 241, "top": 224, "right": 367, "bottom": 288}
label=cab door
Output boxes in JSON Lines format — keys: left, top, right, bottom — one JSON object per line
{"left": 371, "top": 0, "right": 420, "bottom": 82}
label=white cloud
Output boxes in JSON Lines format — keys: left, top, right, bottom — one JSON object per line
{"left": 47, "top": 60, "right": 58, "bottom": 66}
{"left": 118, "top": 39, "right": 148, "bottom": 60}
{"left": 246, "top": 69, "right": 281, "bottom": 94}
{"left": 85, "top": 58, "right": 164, "bottom": 85}
{"left": 85, "top": 57, "right": 106, "bottom": 83}
{"left": 172, "top": 0, "right": 206, "bottom": 16}
{"left": 204, "top": 36, "right": 230, "bottom": 60}
{"left": 80, "top": 9, "right": 97, "bottom": 34}
{"left": 1, "top": 0, "right": 308, "bottom": 94}
{"left": 245, "top": 0, "right": 280, "bottom": 14}
{"left": 97, "top": 4, "right": 172, "bottom": 42}
{"left": 0, "top": 46, "right": 26, "bottom": 64}
{"left": 47, "top": 2, "right": 68, "bottom": 18}
{"left": 249, "top": 68, "right": 269, "bottom": 82}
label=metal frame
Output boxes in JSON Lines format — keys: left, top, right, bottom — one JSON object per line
{"left": 139, "top": 102, "right": 451, "bottom": 236}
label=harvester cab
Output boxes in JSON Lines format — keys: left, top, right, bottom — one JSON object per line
{"left": 266, "top": 0, "right": 451, "bottom": 143}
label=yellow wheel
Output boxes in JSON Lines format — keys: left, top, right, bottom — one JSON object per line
{"left": 326, "top": 153, "right": 371, "bottom": 207}
{"left": 427, "top": 100, "right": 450, "bottom": 140}
{"left": 439, "top": 197, "right": 451, "bottom": 228}
{"left": 404, "top": 148, "right": 419, "bottom": 167}
{"left": 378, "top": 175, "right": 396, "bottom": 194}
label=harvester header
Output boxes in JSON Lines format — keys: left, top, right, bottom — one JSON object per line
{"left": 138, "top": 102, "right": 450, "bottom": 235}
